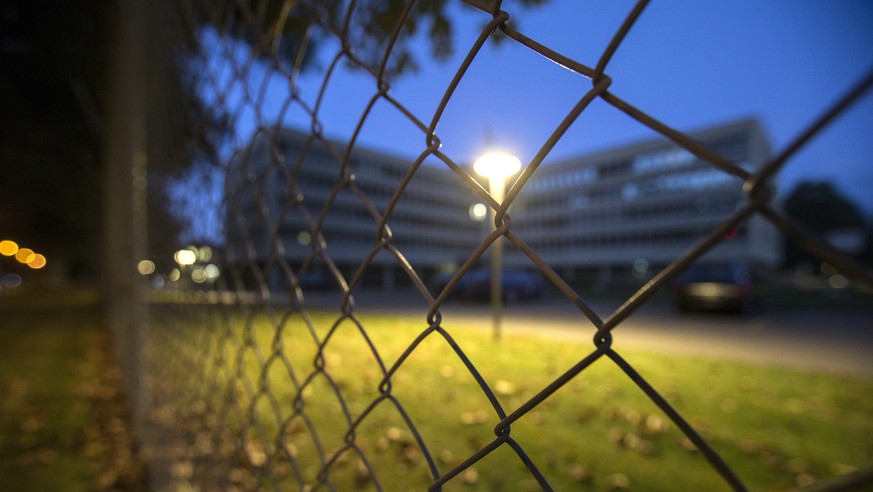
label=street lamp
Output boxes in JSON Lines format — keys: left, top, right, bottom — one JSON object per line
{"left": 174, "top": 248, "right": 197, "bottom": 267}
{"left": 473, "top": 151, "right": 521, "bottom": 342}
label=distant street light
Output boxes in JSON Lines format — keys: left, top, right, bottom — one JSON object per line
{"left": 469, "top": 203, "right": 488, "bottom": 221}
{"left": 15, "top": 248, "right": 35, "bottom": 265}
{"left": 0, "top": 240, "right": 18, "bottom": 257}
{"left": 474, "top": 151, "right": 521, "bottom": 342}
{"left": 174, "top": 248, "right": 197, "bottom": 267}
{"left": 27, "top": 254, "right": 46, "bottom": 270}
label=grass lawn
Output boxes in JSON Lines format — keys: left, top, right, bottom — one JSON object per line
{"left": 0, "top": 303, "right": 145, "bottom": 491}
{"left": 2, "top": 298, "right": 869, "bottom": 491}
{"left": 167, "top": 307, "right": 873, "bottom": 491}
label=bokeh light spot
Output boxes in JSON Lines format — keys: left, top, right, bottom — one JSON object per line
{"left": 469, "top": 203, "right": 487, "bottom": 221}
{"left": 191, "top": 267, "right": 207, "bottom": 284}
{"left": 204, "top": 264, "right": 220, "bottom": 279}
{"left": 174, "top": 249, "right": 197, "bottom": 266}
{"left": 828, "top": 274, "right": 849, "bottom": 289}
{"left": 632, "top": 258, "right": 649, "bottom": 279}
{"left": 27, "top": 254, "right": 47, "bottom": 269}
{"left": 1, "top": 273, "right": 22, "bottom": 289}
{"left": 138, "top": 259, "right": 156, "bottom": 275}
{"left": 197, "top": 246, "right": 213, "bottom": 262}
{"left": 0, "top": 240, "right": 18, "bottom": 256}
{"left": 15, "top": 247, "right": 35, "bottom": 264}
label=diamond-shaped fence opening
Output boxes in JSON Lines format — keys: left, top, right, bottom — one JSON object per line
{"left": 106, "top": 1, "right": 873, "bottom": 491}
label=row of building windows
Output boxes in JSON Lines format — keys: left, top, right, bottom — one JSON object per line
{"left": 623, "top": 167, "right": 740, "bottom": 199}
{"left": 513, "top": 196, "right": 740, "bottom": 232}
{"left": 525, "top": 166, "right": 598, "bottom": 191}
{"left": 277, "top": 226, "right": 475, "bottom": 252}
{"left": 271, "top": 225, "right": 751, "bottom": 261}
{"left": 622, "top": 197, "right": 739, "bottom": 221}
{"left": 356, "top": 181, "right": 474, "bottom": 213}
{"left": 522, "top": 136, "right": 751, "bottom": 195}
{"left": 525, "top": 226, "right": 748, "bottom": 252}
{"left": 234, "top": 176, "right": 744, "bottom": 245}
{"left": 632, "top": 148, "right": 696, "bottom": 174}
{"left": 517, "top": 167, "right": 743, "bottom": 212}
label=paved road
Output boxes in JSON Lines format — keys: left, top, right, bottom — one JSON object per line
{"left": 455, "top": 301, "right": 873, "bottom": 376}
{"left": 313, "top": 291, "right": 873, "bottom": 376}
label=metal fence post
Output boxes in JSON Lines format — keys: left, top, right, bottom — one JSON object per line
{"left": 103, "top": 0, "right": 149, "bottom": 441}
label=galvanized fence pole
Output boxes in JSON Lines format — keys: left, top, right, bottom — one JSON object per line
{"left": 102, "top": 0, "right": 149, "bottom": 442}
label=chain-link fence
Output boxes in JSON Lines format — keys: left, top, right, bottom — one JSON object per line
{"left": 109, "top": 1, "right": 873, "bottom": 490}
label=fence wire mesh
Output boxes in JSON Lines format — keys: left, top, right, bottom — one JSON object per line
{"left": 132, "top": 1, "right": 873, "bottom": 491}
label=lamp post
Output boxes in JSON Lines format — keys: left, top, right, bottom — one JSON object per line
{"left": 473, "top": 152, "right": 521, "bottom": 342}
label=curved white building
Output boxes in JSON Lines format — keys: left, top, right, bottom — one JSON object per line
{"left": 507, "top": 119, "right": 781, "bottom": 286}
{"left": 227, "top": 119, "right": 781, "bottom": 292}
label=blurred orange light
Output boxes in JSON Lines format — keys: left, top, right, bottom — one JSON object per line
{"left": 15, "top": 248, "right": 35, "bottom": 264}
{"left": 28, "top": 254, "right": 47, "bottom": 269}
{"left": 0, "top": 240, "right": 18, "bottom": 256}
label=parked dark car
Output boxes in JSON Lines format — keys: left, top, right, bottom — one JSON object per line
{"left": 429, "top": 269, "right": 548, "bottom": 302}
{"left": 672, "top": 262, "right": 761, "bottom": 313}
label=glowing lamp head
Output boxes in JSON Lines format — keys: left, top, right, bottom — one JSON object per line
{"left": 473, "top": 152, "right": 521, "bottom": 180}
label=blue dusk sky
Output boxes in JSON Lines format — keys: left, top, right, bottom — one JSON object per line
{"left": 192, "top": 0, "right": 873, "bottom": 242}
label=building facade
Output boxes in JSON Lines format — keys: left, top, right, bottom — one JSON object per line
{"left": 226, "top": 119, "right": 781, "bottom": 292}
{"left": 506, "top": 119, "right": 781, "bottom": 286}
{"left": 225, "top": 128, "right": 483, "bottom": 291}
